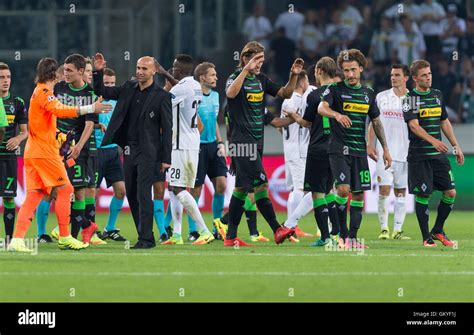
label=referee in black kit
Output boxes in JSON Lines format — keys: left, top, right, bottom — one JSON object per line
{"left": 93, "top": 53, "right": 172, "bottom": 249}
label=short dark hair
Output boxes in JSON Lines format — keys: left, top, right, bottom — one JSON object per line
{"left": 175, "top": 54, "right": 194, "bottom": 75}
{"left": 337, "top": 49, "right": 367, "bottom": 69}
{"left": 316, "top": 56, "right": 337, "bottom": 78}
{"left": 103, "top": 68, "right": 116, "bottom": 77}
{"left": 175, "top": 54, "right": 194, "bottom": 65}
{"left": 36, "top": 58, "right": 58, "bottom": 83}
{"left": 64, "top": 53, "right": 86, "bottom": 71}
{"left": 410, "top": 59, "right": 431, "bottom": 76}
{"left": 296, "top": 70, "right": 308, "bottom": 86}
{"left": 0, "top": 62, "right": 10, "bottom": 71}
{"left": 194, "top": 62, "right": 215, "bottom": 81}
{"left": 391, "top": 64, "right": 410, "bottom": 76}
{"left": 306, "top": 64, "right": 316, "bottom": 85}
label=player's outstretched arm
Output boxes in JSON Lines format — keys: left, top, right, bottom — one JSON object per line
{"left": 277, "top": 58, "right": 304, "bottom": 99}
{"left": 371, "top": 116, "right": 392, "bottom": 169}
{"left": 46, "top": 94, "right": 112, "bottom": 119}
{"left": 317, "top": 101, "right": 352, "bottom": 128}
{"left": 283, "top": 110, "right": 311, "bottom": 128}
{"left": 269, "top": 116, "right": 294, "bottom": 128}
{"left": 93, "top": 53, "right": 121, "bottom": 100}
{"left": 441, "top": 119, "right": 465, "bottom": 165}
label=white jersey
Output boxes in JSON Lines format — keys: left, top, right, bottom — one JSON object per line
{"left": 281, "top": 92, "right": 309, "bottom": 160}
{"left": 170, "top": 76, "right": 202, "bottom": 151}
{"left": 375, "top": 88, "right": 409, "bottom": 162}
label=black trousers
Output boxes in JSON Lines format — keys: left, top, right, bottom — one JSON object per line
{"left": 123, "top": 144, "right": 157, "bottom": 246}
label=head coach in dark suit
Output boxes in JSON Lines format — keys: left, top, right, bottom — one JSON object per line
{"left": 92, "top": 53, "right": 172, "bottom": 249}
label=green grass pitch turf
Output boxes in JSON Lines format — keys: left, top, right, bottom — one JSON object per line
{"left": 0, "top": 211, "right": 472, "bottom": 302}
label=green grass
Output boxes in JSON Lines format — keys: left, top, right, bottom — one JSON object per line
{"left": 0, "top": 211, "right": 473, "bottom": 302}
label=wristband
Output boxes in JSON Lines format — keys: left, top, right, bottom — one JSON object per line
{"left": 79, "top": 104, "right": 95, "bottom": 115}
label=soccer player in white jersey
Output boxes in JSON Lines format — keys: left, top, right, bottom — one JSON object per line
{"left": 162, "top": 54, "right": 214, "bottom": 245}
{"left": 367, "top": 64, "right": 411, "bottom": 240}
{"left": 281, "top": 70, "right": 313, "bottom": 239}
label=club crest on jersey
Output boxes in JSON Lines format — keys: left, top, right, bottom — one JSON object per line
{"left": 364, "top": 95, "right": 369, "bottom": 103}
{"left": 435, "top": 97, "right": 441, "bottom": 105}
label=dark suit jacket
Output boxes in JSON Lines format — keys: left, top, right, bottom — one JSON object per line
{"left": 93, "top": 70, "right": 172, "bottom": 164}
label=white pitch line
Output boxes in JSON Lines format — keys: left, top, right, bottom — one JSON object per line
{"left": 0, "top": 271, "right": 472, "bottom": 277}
{"left": 0, "top": 251, "right": 468, "bottom": 257}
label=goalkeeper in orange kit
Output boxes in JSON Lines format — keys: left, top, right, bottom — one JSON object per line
{"left": 8, "top": 58, "right": 112, "bottom": 252}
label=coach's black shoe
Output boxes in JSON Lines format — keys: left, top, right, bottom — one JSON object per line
{"left": 98, "top": 229, "right": 127, "bottom": 242}
{"left": 38, "top": 234, "right": 53, "bottom": 243}
{"left": 130, "top": 241, "right": 156, "bottom": 249}
{"left": 188, "top": 231, "right": 200, "bottom": 241}
{"left": 165, "top": 226, "right": 173, "bottom": 238}
{"left": 159, "top": 233, "right": 169, "bottom": 243}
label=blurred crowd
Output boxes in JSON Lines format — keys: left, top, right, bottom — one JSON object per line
{"left": 0, "top": 0, "right": 472, "bottom": 122}
{"left": 241, "top": 0, "right": 474, "bottom": 123}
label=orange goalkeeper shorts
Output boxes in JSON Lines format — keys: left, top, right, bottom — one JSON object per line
{"left": 24, "top": 157, "right": 70, "bottom": 194}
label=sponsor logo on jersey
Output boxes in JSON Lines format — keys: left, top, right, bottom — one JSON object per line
{"left": 343, "top": 103, "right": 369, "bottom": 113}
{"left": 7, "top": 115, "right": 15, "bottom": 124}
{"left": 246, "top": 92, "right": 264, "bottom": 103}
{"left": 382, "top": 111, "right": 404, "bottom": 118}
{"left": 420, "top": 107, "right": 441, "bottom": 118}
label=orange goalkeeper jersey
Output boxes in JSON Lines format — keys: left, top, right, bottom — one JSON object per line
{"left": 24, "top": 83, "right": 78, "bottom": 159}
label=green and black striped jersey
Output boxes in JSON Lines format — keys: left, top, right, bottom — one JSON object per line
{"left": 303, "top": 84, "right": 331, "bottom": 157}
{"left": 225, "top": 70, "right": 280, "bottom": 150}
{"left": 0, "top": 93, "right": 27, "bottom": 159}
{"left": 403, "top": 88, "right": 448, "bottom": 162}
{"left": 320, "top": 80, "right": 380, "bottom": 157}
{"left": 54, "top": 81, "right": 98, "bottom": 158}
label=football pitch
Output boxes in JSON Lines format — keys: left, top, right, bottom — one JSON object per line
{"left": 0, "top": 211, "right": 473, "bottom": 302}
